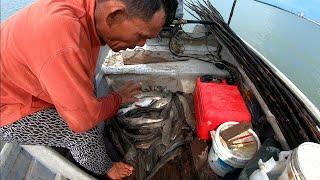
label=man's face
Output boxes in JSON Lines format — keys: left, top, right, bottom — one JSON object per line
{"left": 100, "top": 9, "right": 165, "bottom": 52}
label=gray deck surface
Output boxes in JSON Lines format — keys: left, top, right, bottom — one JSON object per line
{"left": 0, "top": 143, "right": 59, "bottom": 180}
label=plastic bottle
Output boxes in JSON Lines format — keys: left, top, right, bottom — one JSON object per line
{"left": 249, "top": 151, "right": 291, "bottom": 180}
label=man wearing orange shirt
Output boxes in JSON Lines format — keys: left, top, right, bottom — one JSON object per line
{"left": 0, "top": 0, "right": 167, "bottom": 179}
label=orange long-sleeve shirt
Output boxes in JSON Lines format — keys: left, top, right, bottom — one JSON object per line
{"left": 0, "top": 0, "right": 121, "bottom": 132}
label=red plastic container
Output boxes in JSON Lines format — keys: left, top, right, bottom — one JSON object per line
{"left": 194, "top": 77, "right": 251, "bottom": 140}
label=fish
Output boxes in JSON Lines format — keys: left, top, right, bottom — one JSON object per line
{"left": 118, "top": 105, "right": 136, "bottom": 115}
{"left": 120, "top": 120, "right": 167, "bottom": 131}
{"left": 141, "top": 86, "right": 167, "bottom": 92}
{"left": 110, "top": 90, "right": 197, "bottom": 180}
{"left": 145, "top": 147, "right": 182, "bottom": 180}
{"left": 137, "top": 120, "right": 168, "bottom": 129}
{"left": 125, "top": 127, "right": 160, "bottom": 135}
{"left": 170, "top": 95, "right": 186, "bottom": 140}
{"left": 150, "top": 93, "right": 172, "bottom": 109}
{"left": 118, "top": 107, "right": 169, "bottom": 126}
{"left": 118, "top": 91, "right": 171, "bottom": 115}
{"left": 121, "top": 128, "right": 160, "bottom": 142}
{"left": 109, "top": 120, "right": 137, "bottom": 165}
{"left": 119, "top": 115, "right": 164, "bottom": 127}
{"left": 118, "top": 117, "right": 167, "bottom": 130}
{"left": 163, "top": 135, "right": 193, "bottom": 155}
{"left": 122, "top": 107, "right": 162, "bottom": 119}
{"left": 135, "top": 97, "right": 161, "bottom": 107}
{"left": 105, "top": 124, "right": 125, "bottom": 156}
{"left": 162, "top": 102, "right": 177, "bottom": 146}
{"left": 135, "top": 151, "right": 148, "bottom": 180}
{"left": 135, "top": 136, "right": 162, "bottom": 149}
{"left": 135, "top": 91, "right": 166, "bottom": 99}
{"left": 124, "top": 145, "right": 137, "bottom": 167}
{"left": 118, "top": 97, "right": 161, "bottom": 114}
{"left": 146, "top": 137, "right": 166, "bottom": 160}
{"left": 177, "top": 94, "right": 195, "bottom": 129}
{"left": 119, "top": 98, "right": 173, "bottom": 130}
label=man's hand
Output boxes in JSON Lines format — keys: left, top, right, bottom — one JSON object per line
{"left": 115, "top": 81, "right": 141, "bottom": 104}
{"left": 106, "top": 162, "right": 134, "bottom": 179}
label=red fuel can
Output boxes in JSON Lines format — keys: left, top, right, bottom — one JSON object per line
{"left": 194, "top": 77, "right": 251, "bottom": 140}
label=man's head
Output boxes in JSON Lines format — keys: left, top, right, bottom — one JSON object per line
{"left": 95, "top": 0, "right": 166, "bottom": 52}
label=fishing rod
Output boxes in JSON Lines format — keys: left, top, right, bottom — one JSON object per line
{"left": 176, "top": 0, "right": 320, "bottom": 27}
{"left": 247, "top": 0, "right": 320, "bottom": 26}
{"left": 172, "top": 19, "right": 214, "bottom": 25}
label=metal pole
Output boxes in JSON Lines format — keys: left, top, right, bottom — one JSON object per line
{"left": 228, "top": 0, "right": 238, "bottom": 25}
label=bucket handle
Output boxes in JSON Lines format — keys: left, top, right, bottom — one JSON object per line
{"left": 210, "top": 130, "right": 216, "bottom": 141}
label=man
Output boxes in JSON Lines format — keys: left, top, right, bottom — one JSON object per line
{"left": 0, "top": 0, "right": 167, "bottom": 179}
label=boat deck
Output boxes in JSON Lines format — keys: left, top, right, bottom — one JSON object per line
{"left": 1, "top": 139, "right": 220, "bottom": 180}
{"left": 0, "top": 143, "right": 61, "bottom": 180}
{"left": 150, "top": 140, "right": 220, "bottom": 180}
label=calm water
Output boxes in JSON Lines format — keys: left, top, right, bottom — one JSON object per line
{"left": 1, "top": 0, "right": 319, "bottom": 109}
{"left": 208, "top": 0, "right": 320, "bottom": 109}
{"left": 184, "top": 0, "right": 320, "bottom": 109}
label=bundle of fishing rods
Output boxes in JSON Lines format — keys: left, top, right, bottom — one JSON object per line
{"left": 186, "top": 0, "right": 320, "bottom": 148}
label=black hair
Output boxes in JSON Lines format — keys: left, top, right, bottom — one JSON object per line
{"left": 123, "top": 0, "right": 164, "bottom": 21}
{"left": 99, "top": 0, "right": 178, "bottom": 24}
{"left": 124, "top": 0, "right": 178, "bottom": 25}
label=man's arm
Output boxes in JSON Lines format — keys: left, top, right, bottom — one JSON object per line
{"left": 39, "top": 47, "right": 121, "bottom": 132}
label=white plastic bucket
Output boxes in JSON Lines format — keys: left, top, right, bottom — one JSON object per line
{"left": 278, "top": 142, "right": 320, "bottom": 180}
{"left": 208, "top": 121, "right": 261, "bottom": 176}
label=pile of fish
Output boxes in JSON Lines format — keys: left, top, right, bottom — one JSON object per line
{"left": 106, "top": 88, "right": 195, "bottom": 179}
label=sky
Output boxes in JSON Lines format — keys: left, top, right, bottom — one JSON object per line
{"left": 262, "top": 0, "right": 320, "bottom": 22}
{"left": 1, "top": 0, "right": 319, "bottom": 23}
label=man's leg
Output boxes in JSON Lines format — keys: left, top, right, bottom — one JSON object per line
{"left": 0, "top": 108, "right": 112, "bottom": 175}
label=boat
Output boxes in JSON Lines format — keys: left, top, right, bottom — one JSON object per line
{"left": 1, "top": 0, "right": 319, "bottom": 179}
